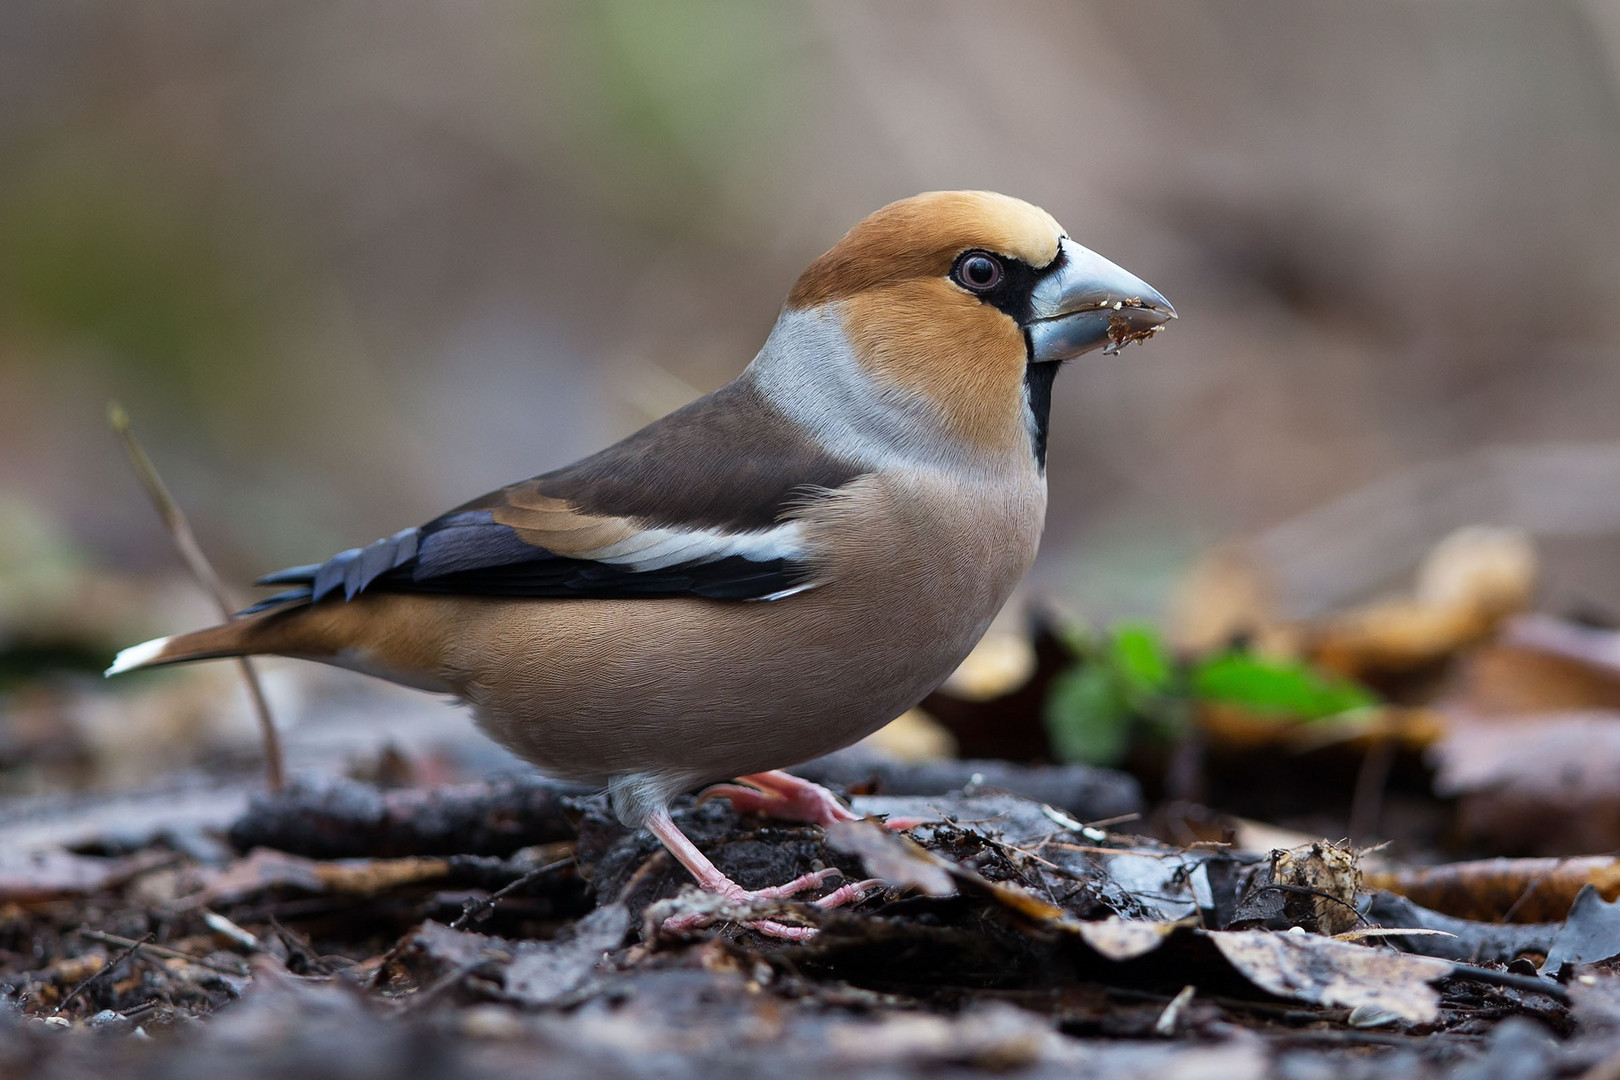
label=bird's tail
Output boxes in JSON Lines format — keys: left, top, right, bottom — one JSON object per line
{"left": 105, "top": 594, "right": 459, "bottom": 692}
{"left": 106, "top": 611, "right": 297, "bottom": 675}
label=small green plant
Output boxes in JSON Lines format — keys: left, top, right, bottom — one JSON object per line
{"left": 1042, "top": 622, "right": 1379, "bottom": 766}
{"left": 1042, "top": 622, "right": 1184, "bottom": 766}
{"left": 1191, "top": 651, "right": 1376, "bottom": 720}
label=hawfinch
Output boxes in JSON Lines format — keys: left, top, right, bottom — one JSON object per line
{"left": 110, "top": 191, "right": 1174, "bottom": 933}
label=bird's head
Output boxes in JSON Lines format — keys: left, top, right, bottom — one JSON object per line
{"left": 755, "top": 190, "right": 1174, "bottom": 470}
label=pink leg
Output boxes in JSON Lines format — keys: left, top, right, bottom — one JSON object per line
{"left": 645, "top": 807, "right": 881, "bottom": 940}
{"left": 699, "top": 770, "right": 860, "bottom": 826}
{"left": 702, "top": 770, "right": 928, "bottom": 831}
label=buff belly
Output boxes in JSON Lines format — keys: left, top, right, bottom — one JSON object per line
{"left": 451, "top": 580, "right": 1001, "bottom": 790}
{"left": 434, "top": 468, "right": 1043, "bottom": 803}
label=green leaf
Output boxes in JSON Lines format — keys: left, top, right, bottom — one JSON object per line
{"left": 1191, "top": 653, "right": 1376, "bottom": 720}
{"left": 1109, "top": 622, "right": 1173, "bottom": 696}
{"left": 1043, "top": 665, "right": 1133, "bottom": 767}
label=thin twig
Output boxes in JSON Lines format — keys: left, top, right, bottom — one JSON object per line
{"left": 1048, "top": 843, "right": 1183, "bottom": 857}
{"left": 1498, "top": 857, "right": 1568, "bottom": 924}
{"left": 449, "top": 856, "right": 575, "bottom": 931}
{"left": 267, "top": 917, "right": 335, "bottom": 976}
{"left": 1348, "top": 737, "right": 1396, "bottom": 843}
{"left": 1084, "top": 812, "right": 1143, "bottom": 830}
{"left": 53, "top": 933, "right": 154, "bottom": 1016}
{"left": 1446, "top": 963, "right": 1570, "bottom": 1002}
{"left": 79, "top": 929, "right": 248, "bottom": 976}
{"left": 109, "top": 401, "right": 283, "bottom": 792}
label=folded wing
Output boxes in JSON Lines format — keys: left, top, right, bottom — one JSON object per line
{"left": 245, "top": 381, "right": 866, "bottom": 613}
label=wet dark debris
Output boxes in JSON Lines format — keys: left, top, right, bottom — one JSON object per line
{"left": 3, "top": 758, "right": 1620, "bottom": 1079}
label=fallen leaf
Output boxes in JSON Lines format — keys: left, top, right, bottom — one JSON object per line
{"left": 399, "top": 920, "right": 510, "bottom": 984}
{"left": 1363, "top": 891, "right": 1557, "bottom": 963}
{"left": 1446, "top": 644, "right": 1620, "bottom": 717}
{"left": 179, "top": 848, "right": 450, "bottom": 908}
{"left": 1230, "top": 841, "right": 1362, "bottom": 936}
{"left": 503, "top": 903, "right": 629, "bottom": 1006}
{"left": 1208, "top": 930, "right": 1451, "bottom": 1023}
{"left": 1364, "top": 856, "right": 1620, "bottom": 923}
{"left": 1072, "top": 917, "right": 1182, "bottom": 962}
{"left": 1167, "top": 546, "right": 1290, "bottom": 657}
{"left": 0, "top": 848, "right": 174, "bottom": 903}
{"left": 941, "top": 631, "right": 1037, "bottom": 702}
{"left": 314, "top": 855, "right": 452, "bottom": 895}
{"left": 1542, "top": 887, "right": 1620, "bottom": 977}
{"left": 1505, "top": 614, "right": 1620, "bottom": 679}
{"left": 1430, "top": 712, "right": 1620, "bottom": 855}
{"left": 857, "top": 709, "right": 958, "bottom": 763}
{"left": 1309, "top": 525, "right": 1536, "bottom": 681}
{"left": 823, "top": 820, "right": 956, "bottom": 897}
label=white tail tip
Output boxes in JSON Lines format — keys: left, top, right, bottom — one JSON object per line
{"left": 105, "top": 636, "right": 171, "bottom": 676}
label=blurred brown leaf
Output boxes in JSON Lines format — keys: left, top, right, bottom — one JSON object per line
{"left": 179, "top": 847, "right": 450, "bottom": 909}
{"left": 1309, "top": 526, "right": 1537, "bottom": 683}
{"left": 1429, "top": 712, "right": 1620, "bottom": 855}
{"left": 1366, "top": 856, "right": 1620, "bottom": 924}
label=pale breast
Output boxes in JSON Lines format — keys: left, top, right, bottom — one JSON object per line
{"left": 449, "top": 465, "right": 1046, "bottom": 792}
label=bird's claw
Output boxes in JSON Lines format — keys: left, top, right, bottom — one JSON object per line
{"left": 698, "top": 771, "right": 860, "bottom": 827}
{"left": 656, "top": 873, "right": 885, "bottom": 940}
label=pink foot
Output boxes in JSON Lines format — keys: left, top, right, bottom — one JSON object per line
{"left": 659, "top": 873, "right": 885, "bottom": 940}
{"left": 698, "top": 770, "right": 860, "bottom": 827}
{"left": 644, "top": 805, "right": 884, "bottom": 940}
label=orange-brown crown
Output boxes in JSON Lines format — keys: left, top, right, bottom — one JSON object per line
{"left": 787, "top": 191, "right": 1066, "bottom": 460}
{"left": 787, "top": 191, "right": 1063, "bottom": 310}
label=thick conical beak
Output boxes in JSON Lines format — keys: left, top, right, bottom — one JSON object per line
{"left": 1025, "top": 237, "right": 1176, "bottom": 361}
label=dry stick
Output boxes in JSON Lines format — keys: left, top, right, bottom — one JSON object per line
{"left": 449, "top": 855, "right": 575, "bottom": 931}
{"left": 1496, "top": 854, "right": 1573, "bottom": 924}
{"left": 79, "top": 929, "right": 248, "bottom": 976}
{"left": 52, "top": 933, "right": 154, "bottom": 1016}
{"left": 1347, "top": 737, "right": 1397, "bottom": 844}
{"left": 108, "top": 402, "right": 283, "bottom": 793}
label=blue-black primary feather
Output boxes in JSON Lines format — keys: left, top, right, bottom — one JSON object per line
{"left": 240, "top": 511, "right": 807, "bottom": 614}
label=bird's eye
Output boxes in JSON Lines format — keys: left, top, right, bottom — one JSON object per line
{"left": 953, "top": 252, "right": 1003, "bottom": 292}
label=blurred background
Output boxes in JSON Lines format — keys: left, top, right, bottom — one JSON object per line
{"left": 3, "top": 2, "right": 1620, "bottom": 805}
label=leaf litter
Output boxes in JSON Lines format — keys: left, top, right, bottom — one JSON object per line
{"left": 9, "top": 528, "right": 1620, "bottom": 1076}
{"left": 0, "top": 765, "right": 1610, "bottom": 1080}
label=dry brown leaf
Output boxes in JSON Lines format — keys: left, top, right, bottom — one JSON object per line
{"left": 1233, "top": 842, "right": 1361, "bottom": 936}
{"left": 0, "top": 849, "right": 175, "bottom": 904}
{"left": 1072, "top": 917, "right": 1183, "bottom": 962}
{"left": 1311, "top": 602, "right": 1496, "bottom": 680}
{"left": 859, "top": 709, "right": 959, "bottom": 762}
{"left": 1167, "top": 547, "right": 1295, "bottom": 657}
{"left": 1445, "top": 644, "right": 1620, "bottom": 717}
{"left": 1308, "top": 526, "right": 1536, "bottom": 681}
{"left": 1365, "top": 856, "right": 1620, "bottom": 924}
{"left": 178, "top": 848, "right": 450, "bottom": 909}
{"left": 1196, "top": 703, "right": 1445, "bottom": 753}
{"left": 1063, "top": 917, "right": 1450, "bottom": 1023}
{"left": 1506, "top": 614, "right": 1620, "bottom": 679}
{"left": 824, "top": 820, "right": 956, "bottom": 897}
{"left": 1430, "top": 712, "right": 1620, "bottom": 855}
{"left": 941, "top": 631, "right": 1037, "bottom": 702}
{"left": 1208, "top": 930, "right": 1451, "bottom": 1024}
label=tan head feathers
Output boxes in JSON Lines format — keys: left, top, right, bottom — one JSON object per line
{"left": 787, "top": 191, "right": 1064, "bottom": 310}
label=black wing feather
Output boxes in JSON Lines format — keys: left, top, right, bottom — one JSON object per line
{"left": 240, "top": 511, "right": 806, "bottom": 614}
